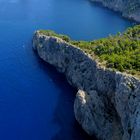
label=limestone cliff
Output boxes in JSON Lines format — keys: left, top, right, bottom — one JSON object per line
{"left": 33, "top": 31, "right": 140, "bottom": 140}
{"left": 90, "top": 0, "right": 140, "bottom": 22}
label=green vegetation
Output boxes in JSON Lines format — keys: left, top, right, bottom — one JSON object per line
{"left": 39, "top": 30, "right": 70, "bottom": 42}
{"left": 39, "top": 25, "right": 140, "bottom": 77}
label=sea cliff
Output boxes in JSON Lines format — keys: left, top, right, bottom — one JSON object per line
{"left": 33, "top": 31, "right": 140, "bottom": 140}
{"left": 91, "top": 0, "right": 140, "bottom": 22}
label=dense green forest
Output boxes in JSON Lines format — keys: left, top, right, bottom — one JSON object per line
{"left": 39, "top": 25, "right": 140, "bottom": 76}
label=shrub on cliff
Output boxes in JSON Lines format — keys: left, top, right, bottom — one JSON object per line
{"left": 39, "top": 30, "right": 70, "bottom": 42}
{"left": 39, "top": 25, "right": 140, "bottom": 76}
{"left": 72, "top": 25, "right": 140, "bottom": 76}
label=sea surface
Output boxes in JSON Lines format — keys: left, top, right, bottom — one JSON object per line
{"left": 0, "top": 0, "right": 134, "bottom": 140}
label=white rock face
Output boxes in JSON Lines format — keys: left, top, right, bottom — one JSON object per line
{"left": 33, "top": 32, "right": 140, "bottom": 140}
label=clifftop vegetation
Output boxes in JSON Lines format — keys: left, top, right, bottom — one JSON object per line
{"left": 38, "top": 25, "right": 140, "bottom": 77}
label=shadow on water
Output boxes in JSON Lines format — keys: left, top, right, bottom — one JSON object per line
{"left": 33, "top": 51, "right": 97, "bottom": 140}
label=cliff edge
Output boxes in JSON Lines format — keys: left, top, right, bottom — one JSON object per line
{"left": 33, "top": 31, "right": 140, "bottom": 140}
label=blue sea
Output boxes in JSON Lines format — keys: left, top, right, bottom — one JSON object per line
{"left": 0, "top": 0, "right": 133, "bottom": 139}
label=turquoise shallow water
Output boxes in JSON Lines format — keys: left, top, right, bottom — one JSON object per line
{"left": 0, "top": 0, "right": 133, "bottom": 140}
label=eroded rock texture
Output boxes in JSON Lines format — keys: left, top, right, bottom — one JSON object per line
{"left": 33, "top": 32, "right": 140, "bottom": 140}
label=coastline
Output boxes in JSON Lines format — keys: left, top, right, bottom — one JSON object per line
{"left": 33, "top": 32, "right": 140, "bottom": 140}
{"left": 90, "top": 0, "right": 140, "bottom": 23}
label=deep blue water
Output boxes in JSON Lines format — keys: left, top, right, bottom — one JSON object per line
{"left": 0, "top": 0, "right": 134, "bottom": 140}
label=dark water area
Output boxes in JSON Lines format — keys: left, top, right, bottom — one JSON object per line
{"left": 0, "top": 0, "right": 134, "bottom": 140}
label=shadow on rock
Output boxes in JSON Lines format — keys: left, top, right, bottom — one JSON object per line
{"left": 34, "top": 53, "right": 97, "bottom": 140}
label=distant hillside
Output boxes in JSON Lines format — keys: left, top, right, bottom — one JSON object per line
{"left": 91, "top": 0, "right": 140, "bottom": 22}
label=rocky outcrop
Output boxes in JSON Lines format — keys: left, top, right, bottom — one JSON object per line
{"left": 90, "top": 0, "right": 140, "bottom": 22}
{"left": 33, "top": 31, "right": 140, "bottom": 140}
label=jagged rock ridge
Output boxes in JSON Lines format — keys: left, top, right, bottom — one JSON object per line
{"left": 33, "top": 31, "right": 140, "bottom": 140}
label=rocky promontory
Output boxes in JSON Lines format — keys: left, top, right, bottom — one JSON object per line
{"left": 91, "top": 0, "right": 140, "bottom": 22}
{"left": 33, "top": 30, "right": 140, "bottom": 140}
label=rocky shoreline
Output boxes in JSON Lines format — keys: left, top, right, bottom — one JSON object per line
{"left": 90, "top": 0, "right": 140, "bottom": 23}
{"left": 33, "top": 31, "right": 140, "bottom": 140}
